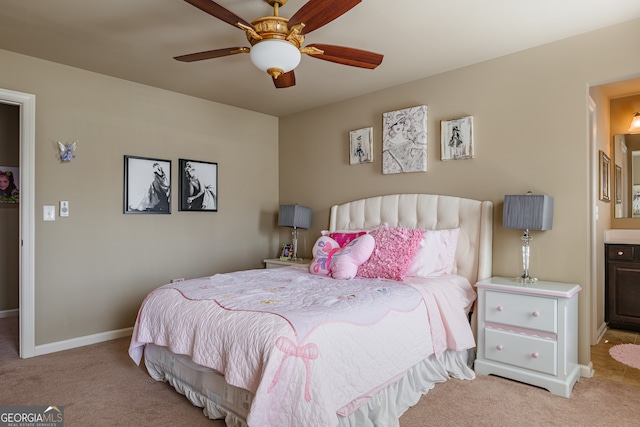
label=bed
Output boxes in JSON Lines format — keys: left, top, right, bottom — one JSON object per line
{"left": 129, "top": 193, "right": 493, "bottom": 426}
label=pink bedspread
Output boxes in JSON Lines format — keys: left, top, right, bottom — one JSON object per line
{"left": 129, "top": 266, "right": 476, "bottom": 427}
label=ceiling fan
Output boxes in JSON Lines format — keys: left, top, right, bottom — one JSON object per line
{"left": 174, "top": 0, "right": 384, "bottom": 89}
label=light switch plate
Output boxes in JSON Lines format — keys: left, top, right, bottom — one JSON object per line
{"left": 60, "top": 200, "right": 69, "bottom": 217}
{"left": 43, "top": 205, "right": 55, "bottom": 221}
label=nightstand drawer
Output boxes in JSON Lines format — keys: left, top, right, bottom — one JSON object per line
{"left": 484, "top": 328, "right": 557, "bottom": 376}
{"left": 485, "top": 290, "right": 557, "bottom": 333}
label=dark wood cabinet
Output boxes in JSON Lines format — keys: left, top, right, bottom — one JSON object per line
{"left": 605, "top": 244, "right": 640, "bottom": 331}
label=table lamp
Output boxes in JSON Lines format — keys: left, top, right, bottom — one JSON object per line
{"left": 278, "top": 204, "right": 312, "bottom": 261}
{"left": 503, "top": 192, "right": 554, "bottom": 283}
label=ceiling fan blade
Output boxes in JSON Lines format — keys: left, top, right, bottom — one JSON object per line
{"left": 174, "top": 47, "right": 249, "bottom": 62}
{"left": 184, "top": 0, "right": 254, "bottom": 29}
{"left": 288, "top": 0, "right": 361, "bottom": 35}
{"left": 273, "top": 71, "right": 296, "bottom": 89}
{"left": 306, "top": 44, "right": 383, "bottom": 69}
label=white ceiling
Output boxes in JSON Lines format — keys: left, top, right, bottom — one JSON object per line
{"left": 1, "top": 0, "right": 640, "bottom": 117}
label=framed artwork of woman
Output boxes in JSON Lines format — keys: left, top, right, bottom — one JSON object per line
{"left": 179, "top": 159, "right": 218, "bottom": 212}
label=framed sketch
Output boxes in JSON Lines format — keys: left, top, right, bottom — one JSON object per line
{"left": 179, "top": 159, "right": 218, "bottom": 212}
{"left": 124, "top": 155, "right": 171, "bottom": 214}
{"left": 615, "top": 164, "right": 622, "bottom": 204}
{"left": 599, "top": 150, "right": 610, "bottom": 203}
{"left": 349, "top": 127, "right": 373, "bottom": 164}
{"left": 441, "top": 116, "right": 474, "bottom": 160}
{"left": 0, "top": 166, "right": 19, "bottom": 204}
{"left": 382, "top": 105, "right": 427, "bottom": 174}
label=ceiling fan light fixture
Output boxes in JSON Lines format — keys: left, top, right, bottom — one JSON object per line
{"left": 250, "top": 39, "right": 301, "bottom": 77}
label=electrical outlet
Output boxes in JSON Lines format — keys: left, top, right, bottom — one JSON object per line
{"left": 43, "top": 205, "right": 55, "bottom": 221}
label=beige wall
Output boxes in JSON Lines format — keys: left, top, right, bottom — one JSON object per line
{"left": 279, "top": 19, "right": 640, "bottom": 367}
{"left": 0, "top": 49, "right": 280, "bottom": 344}
{"left": 0, "top": 102, "right": 19, "bottom": 311}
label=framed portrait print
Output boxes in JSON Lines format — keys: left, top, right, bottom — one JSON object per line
{"left": 349, "top": 127, "right": 373, "bottom": 164}
{"left": 0, "top": 165, "right": 19, "bottom": 204}
{"left": 441, "top": 116, "right": 474, "bottom": 160}
{"left": 599, "top": 150, "right": 610, "bottom": 203}
{"left": 124, "top": 155, "right": 171, "bottom": 214}
{"left": 179, "top": 159, "right": 218, "bottom": 212}
{"left": 382, "top": 105, "right": 427, "bottom": 174}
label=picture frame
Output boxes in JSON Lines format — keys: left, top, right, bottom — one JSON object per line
{"left": 349, "top": 127, "right": 373, "bottom": 164}
{"left": 124, "top": 155, "right": 171, "bottom": 214}
{"left": 633, "top": 185, "right": 640, "bottom": 218}
{"left": 615, "top": 164, "right": 622, "bottom": 205}
{"left": 0, "top": 165, "right": 19, "bottom": 204}
{"left": 441, "top": 116, "right": 474, "bottom": 160}
{"left": 179, "top": 158, "right": 218, "bottom": 212}
{"left": 382, "top": 105, "right": 427, "bottom": 174}
{"left": 280, "top": 243, "right": 293, "bottom": 260}
{"left": 599, "top": 150, "right": 610, "bottom": 203}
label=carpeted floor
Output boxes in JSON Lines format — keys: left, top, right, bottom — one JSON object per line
{"left": 2, "top": 316, "right": 639, "bottom": 426}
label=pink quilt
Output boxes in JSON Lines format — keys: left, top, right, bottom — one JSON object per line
{"left": 129, "top": 266, "right": 476, "bottom": 427}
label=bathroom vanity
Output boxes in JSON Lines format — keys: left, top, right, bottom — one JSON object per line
{"left": 604, "top": 230, "right": 640, "bottom": 332}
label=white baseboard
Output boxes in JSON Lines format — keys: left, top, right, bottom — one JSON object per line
{"left": 595, "top": 322, "right": 608, "bottom": 344}
{"left": 34, "top": 326, "right": 133, "bottom": 357}
{"left": 580, "top": 362, "right": 594, "bottom": 378}
{"left": 0, "top": 309, "right": 19, "bottom": 318}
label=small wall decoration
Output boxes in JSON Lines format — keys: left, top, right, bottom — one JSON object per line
{"left": 124, "top": 155, "right": 171, "bottom": 214}
{"left": 599, "top": 150, "right": 610, "bottom": 203}
{"left": 57, "top": 140, "right": 77, "bottom": 162}
{"left": 382, "top": 105, "right": 427, "bottom": 174}
{"left": 441, "top": 116, "right": 474, "bottom": 160}
{"left": 0, "top": 166, "right": 19, "bottom": 204}
{"left": 615, "top": 164, "right": 622, "bottom": 204}
{"left": 349, "top": 127, "right": 373, "bottom": 164}
{"left": 179, "top": 159, "right": 218, "bottom": 212}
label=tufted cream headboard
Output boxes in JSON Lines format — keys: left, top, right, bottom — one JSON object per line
{"left": 329, "top": 194, "right": 493, "bottom": 286}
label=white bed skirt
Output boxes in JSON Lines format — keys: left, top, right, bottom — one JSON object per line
{"left": 143, "top": 344, "right": 475, "bottom": 427}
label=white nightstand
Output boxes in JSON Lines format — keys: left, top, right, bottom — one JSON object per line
{"left": 263, "top": 258, "right": 310, "bottom": 269}
{"left": 474, "top": 277, "right": 582, "bottom": 397}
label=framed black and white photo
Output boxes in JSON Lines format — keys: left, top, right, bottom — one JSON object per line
{"left": 349, "top": 127, "right": 373, "bottom": 164}
{"left": 179, "top": 159, "right": 218, "bottom": 212}
{"left": 441, "top": 116, "right": 474, "bottom": 160}
{"left": 124, "top": 155, "right": 171, "bottom": 214}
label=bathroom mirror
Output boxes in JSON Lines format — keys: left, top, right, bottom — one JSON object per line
{"left": 613, "top": 134, "right": 640, "bottom": 218}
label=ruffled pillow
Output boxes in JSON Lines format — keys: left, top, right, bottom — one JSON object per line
{"left": 357, "top": 225, "right": 425, "bottom": 281}
{"left": 309, "top": 234, "right": 375, "bottom": 280}
{"left": 405, "top": 228, "right": 460, "bottom": 278}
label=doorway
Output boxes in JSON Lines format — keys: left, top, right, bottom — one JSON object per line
{"left": 0, "top": 87, "right": 36, "bottom": 358}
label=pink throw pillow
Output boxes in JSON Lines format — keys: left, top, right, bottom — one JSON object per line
{"left": 357, "top": 225, "right": 425, "bottom": 281}
{"left": 310, "top": 234, "right": 375, "bottom": 280}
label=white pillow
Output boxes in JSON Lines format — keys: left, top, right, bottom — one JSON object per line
{"left": 405, "top": 228, "right": 460, "bottom": 278}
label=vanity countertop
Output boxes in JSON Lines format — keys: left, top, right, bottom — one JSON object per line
{"left": 605, "top": 230, "right": 640, "bottom": 244}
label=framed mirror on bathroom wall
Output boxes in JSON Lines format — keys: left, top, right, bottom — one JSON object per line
{"left": 613, "top": 134, "right": 640, "bottom": 219}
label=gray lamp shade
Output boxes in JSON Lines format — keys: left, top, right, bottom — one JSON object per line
{"left": 503, "top": 194, "right": 554, "bottom": 231}
{"left": 278, "top": 204, "right": 312, "bottom": 229}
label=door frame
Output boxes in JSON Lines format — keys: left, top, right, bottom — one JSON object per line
{"left": 1, "top": 87, "right": 35, "bottom": 358}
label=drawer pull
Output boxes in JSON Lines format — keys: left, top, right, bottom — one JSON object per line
{"left": 496, "top": 345, "right": 503, "bottom": 351}
{"left": 532, "top": 311, "right": 539, "bottom": 317}
{"left": 618, "top": 251, "right": 624, "bottom": 256}
{"left": 532, "top": 352, "right": 539, "bottom": 358}
{"left": 497, "top": 306, "right": 503, "bottom": 312}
